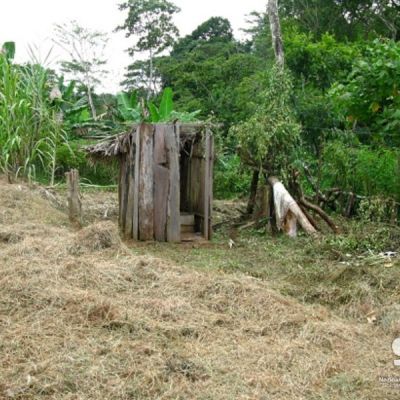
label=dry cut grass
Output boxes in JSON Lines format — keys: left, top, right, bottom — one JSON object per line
{"left": 0, "top": 178, "right": 398, "bottom": 399}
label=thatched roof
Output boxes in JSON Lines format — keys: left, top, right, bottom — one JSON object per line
{"left": 85, "top": 122, "right": 216, "bottom": 162}
{"left": 86, "top": 132, "right": 132, "bottom": 162}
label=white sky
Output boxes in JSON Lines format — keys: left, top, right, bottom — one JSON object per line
{"left": 1, "top": 0, "right": 267, "bottom": 92}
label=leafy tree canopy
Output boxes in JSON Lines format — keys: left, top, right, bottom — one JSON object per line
{"left": 330, "top": 39, "right": 400, "bottom": 146}
{"left": 117, "top": 0, "right": 180, "bottom": 56}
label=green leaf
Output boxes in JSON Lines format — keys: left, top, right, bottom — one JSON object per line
{"left": 64, "top": 81, "right": 76, "bottom": 101}
{"left": 159, "top": 87, "right": 173, "bottom": 121}
{"left": 117, "top": 92, "right": 137, "bottom": 121}
{"left": 148, "top": 102, "right": 160, "bottom": 122}
{"left": 129, "top": 92, "right": 138, "bottom": 108}
{"left": 2, "top": 42, "right": 16, "bottom": 61}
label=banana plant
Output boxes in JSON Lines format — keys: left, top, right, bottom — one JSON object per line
{"left": 148, "top": 87, "right": 200, "bottom": 123}
{"left": 117, "top": 91, "right": 142, "bottom": 123}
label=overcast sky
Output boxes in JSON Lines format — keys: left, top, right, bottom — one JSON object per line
{"left": 1, "top": 0, "right": 267, "bottom": 92}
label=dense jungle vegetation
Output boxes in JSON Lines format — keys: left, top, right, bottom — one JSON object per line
{"left": 1, "top": 0, "right": 399, "bottom": 221}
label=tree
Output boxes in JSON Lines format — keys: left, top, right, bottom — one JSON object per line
{"left": 278, "top": 0, "right": 400, "bottom": 41}
{"left": 268, "top": 0, "right": 285, "bottom": 68}
{"left": 329, "top": 39, "right": 400, "bottom": 147}
{"left": 53, "top": 21, "right": 109, "bottom": 120}
{"left": 117, "top": 0, "right": 180, "bottom": 99}
{"left": 156, "top": 17, "right": 262, "bottom": 129}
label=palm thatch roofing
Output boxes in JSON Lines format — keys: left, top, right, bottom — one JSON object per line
{"left": 85, "top": 122, "right": 216, "bottom": 163}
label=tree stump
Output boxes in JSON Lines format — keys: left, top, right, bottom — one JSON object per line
{"left": 65, "top": 169, "right": 82, "bottom": 227}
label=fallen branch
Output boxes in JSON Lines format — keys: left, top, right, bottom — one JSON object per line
{"left": 299, "top": 197, "right": 340, "bottom": 234}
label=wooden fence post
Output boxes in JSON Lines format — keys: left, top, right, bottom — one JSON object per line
{"left": 65, "top": 169, "right": 82, "bottom": 227}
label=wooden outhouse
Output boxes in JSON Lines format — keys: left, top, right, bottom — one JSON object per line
{"left": 87, "top": 123, "right": 214, "bottom": 242}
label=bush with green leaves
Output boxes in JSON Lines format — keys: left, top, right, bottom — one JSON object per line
{"left": 230, "top": 66, "right": 301, "bottom": 177}
{"left": 329, "top": 39, "right": 400, "bottom": 146}
{"left": 286, "top": 32, "right": 359, "bottom": 90}
{"left": 320, "top": 139, "right": 400, "bottom": 200}
{"left": 214, "top": 154, "right": 251, "bottom": 199}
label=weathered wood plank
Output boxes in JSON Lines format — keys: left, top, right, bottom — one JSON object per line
{"left": 119, "top": 157, "right": 129, "bottom": 233}
{"left": 189, "top": 152, "right": 201, "bottom": 212}
{"left": 138, "top": 124, "right": 155, "bottom": 241}
{"left": 203, "top": 131, "right": 211, "bottom": 240}
{"left": 180, "top": 213, "right": 195, "bottom": 226}
{"left": 208, "top": 130, "right": 214, "bottom": 240}
{"left": 65, "top": 169, "right": 82, "bottom": 227}
{"left": 166, "top": 124, "right": 180, "bottom": 242}
{"left": 132, "top": 125, "right": 141, "bottom": 240}
{"left": 124, "top": 132, "right": 135, "bottom": 238}
{"left": 154, "top": 165, "right": 169, "bottom": 241}
{"left": 154, "top": 125, "right": 167, "bottom": 165}
{"left": 118, "top": 157, "right": 124, "bottom": 228}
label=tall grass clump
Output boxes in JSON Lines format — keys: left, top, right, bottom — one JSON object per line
{"left": 0, "top": 42, "right": 71, "bottom": 183}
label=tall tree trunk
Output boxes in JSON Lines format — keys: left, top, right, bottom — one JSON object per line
{"left": 87, "top": 85, "right": 97, "bottom": 121}
{"left": 148, "top": 48, "right": 154, "bottom": 101}
{"left": 247, "top": 170, "right": 260, "bottom": 215}
{"left": 268, "top": 0, "right": 285, "bottom": 68}
{"left": 265, "top": 0, "right": 321, "bottom": 237}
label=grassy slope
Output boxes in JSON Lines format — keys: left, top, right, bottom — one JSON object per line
{"left": 0, "top": 180, "right": 399, "bottom": 399}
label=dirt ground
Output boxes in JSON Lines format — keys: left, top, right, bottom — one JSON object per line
{"left": 0, "top": 177, "right": 399, "bottom": 399}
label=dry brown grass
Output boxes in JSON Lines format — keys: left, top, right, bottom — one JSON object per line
{"left": 0, "top": 178, "right": 398, "bottom": 399}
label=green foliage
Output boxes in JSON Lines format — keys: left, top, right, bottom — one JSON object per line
{"left": 114, "top": 87, "right": 200, "bottom": 124}
{"left": 321, "top": 223, "right": 399, "bottom": 253}
{"left": 1, "top": 42, "right": 16, "bottom": 61}
{"left": 56, "top": 141, "right": 117, "bottom": 185}
{"left": 214, "top": 154, "right": 252, "bottom": 199}
{"left": 279, "top": 0, "right": 400, "bottom": 41}
{"left": 358, "top": 197, "right": 398, "bottom": 223}
{"left": 329, "top": 39, "right": 400, "bottom": 146}
{"left": 117, "top": 0, "right": 180, "bottom": 56}
{"left": 158, "top": 87, "right": 173, "bottom": 120}
{"left": 148, "top": 87, "right": 201, "bottom": 122}
{"left": 156, "top": 19, "right": 263, "bottom": 129}
{"left": 116, "top": 92, "right": 141, "bottom": 122}
{"left": 294, "top": 86, "right": 342, "bottom": 155}
{"left": 231, "top": 66, "right": 301, "bottom": 175}
{"left": 285, "top": 32, "right": 359, "bottom": 90}
{"left": 0, "top": 43, "right": 72, "bottom": 183}
{"left": 117, "top": 0, "right": 180, "bottom": 97}
{"left": 320, "top": 139, "right": 399, "bottom": 199}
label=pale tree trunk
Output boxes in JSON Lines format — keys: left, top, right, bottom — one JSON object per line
{"left": 265, "top": 0, "right": 319, "bottom": 237}
{"left": 147, "top": 48, "right": 154, "bottom": 101}
{"left": 87, "top": 84, "right": 97, "bottom": 121}
{"left": 268, "top": 177, "right": 317, "bottom": 237}
{"left": 268, "top": 0, "right": 285, "bottom": 68}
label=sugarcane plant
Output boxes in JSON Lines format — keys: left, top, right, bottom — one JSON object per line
{"left": 0, "top": 42, "right": 73, "bottom": 184}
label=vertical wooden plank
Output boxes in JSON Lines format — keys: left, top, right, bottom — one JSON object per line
{"left": 154, "top": 125, "right": 167, "bottom": 164}
{"left": 154, "top": 125, "right": 169, "bottom": 241}
{"left": 138, "top": 123, "right": 155, "bottom": 241}
{"left": 203, "top": 131, "right": 211, "bottom": 239}
{"left": 118, "top": 157, "right": 124, "bottom": 229}
{"left": 119, "top": 156, "right": 129, "bottom": 233}
{"left": 124, "top": 132, "right": 136, "bottom": 238}
{"left": 208, "top": 130, "right": 214, "bottom": 240}
{"left": 190, "top": 142, "right": 202, "bottom": 213}
{"left": 132, "top": 125, "right": 141, "bottom": 240}
{"left": 166, "top": 124, "right": 180, "bottom": 242}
